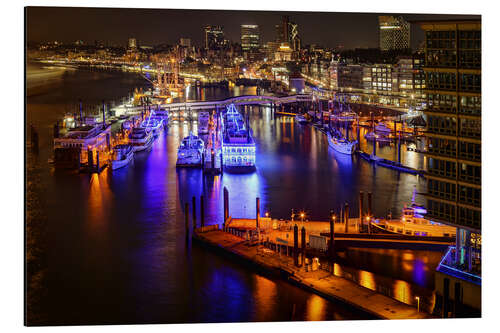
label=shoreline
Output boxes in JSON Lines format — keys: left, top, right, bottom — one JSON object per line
{"left": 193, "top": 227, "right": 435, "bottom": 320}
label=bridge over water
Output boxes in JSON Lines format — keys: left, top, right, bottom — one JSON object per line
{"left": 113, "top": 94, "right": 314, "bottom": 114}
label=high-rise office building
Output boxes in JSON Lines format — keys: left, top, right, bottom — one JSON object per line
{"left": 416, "top": 19, "right": 481, "bottom": 316}
{"left": 128, "top": 38, "right": 137, "bottom": 49}
{"left": 275, "top": 15, "right": 300, "bottom": 51}
{"left": 379, "top": 16, "right": 410, "bottom": 51}
{"left": 204, "top": 25, "right": 225, "bottom": 51}
{"left": 179, "top": 38, "right": 191, "bottom": 48}
{"left": 241, "top": 25, "right": 260, "bottom": 52}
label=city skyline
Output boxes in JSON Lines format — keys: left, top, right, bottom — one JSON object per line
{"left": 26, "top": 7, "right": 479, "bottom": 49}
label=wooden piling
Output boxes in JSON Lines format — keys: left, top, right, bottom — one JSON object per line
{"left": 223, "top": 186, "right": 229, "bottom": 228}
{"left": 256, "top": 197, "right": 260, "bottom": 230}
{"left": 293, "top": 224, "right": 299, "bottom": 267}
{"left": 192, "top": 196, "right": 197, "bottom": 230}
{"left": 200, "top": 195, "right": 205, "bottom": 227}
{"left": 344, "top": 202, "right": 350, "bottom": 233}
{"left": 301, "top": 226, "right": 306, "bottom": 267}
{"left": 359, "top": 191, "right": 364, "bottom": 232}
{"left": 87, "top": 149, "right": 93, "bottom": 171}
{"left": 184, "top": 202, "right": 189, "bottom": 236}
{"left": 96, "top": 151, "right": 100, "bottom": 172}
{"left": 329, "top": 211, "right": 335, "bottom": 260}
{"left": 367, "top": 192, "right": 373, "bottom": 234}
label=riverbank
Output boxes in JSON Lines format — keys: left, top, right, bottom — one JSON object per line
{"left": 193, "top": 227, "right": 434, "bottom": 320}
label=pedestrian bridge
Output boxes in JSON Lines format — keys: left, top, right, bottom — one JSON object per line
{"left": 115, "top": 94, "right": 314, "bottom": 113}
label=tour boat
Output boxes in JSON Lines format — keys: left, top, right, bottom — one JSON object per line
{"left": 327, "top": 128, "right": 357, "bottom": 155}
{"left": 53, "top": 123, "right": 111, "bottom": 150}
{"left": 295, "top": 114, "right": 308, "bottom": 125}
{"left": 128, "top": 127, "right": 154, "bottom": 152}
{"left": 111, "top": 144, "right": 134, "bottom": 170}
{"left": 222, "top": 104, "right": 256, "bottom": 172}
{"left": 176, "top": 132, "right": 205, "bottom": 167}
{"left": 141, "top": 117, "right": 163, "bottom": 137}
{"left": 371, "top": 188, "right": 457, "bottom": 238}
{"left": 198, "top": 111, "right": 210, "bottom": 134}
{"left": 331, "top": 111, "right": 357, "bottom": 123}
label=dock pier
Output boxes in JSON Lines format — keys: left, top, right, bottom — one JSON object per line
{"left": 192, "top": 225, "right": 434, "bottom": 319}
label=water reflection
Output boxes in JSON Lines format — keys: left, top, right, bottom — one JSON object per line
{"left": 305, "top": 294, "right": 327, "bottom": 321}
{"left": 358, "top": 270, "right": 376, "bottom": 291}
{"left": 27, "top": 66, "right": 439, "bottom": 324}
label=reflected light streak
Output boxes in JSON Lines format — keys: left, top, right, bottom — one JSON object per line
{"left": 358, "top": 270, "right": 376, "bottom": 291}
{"left": 393, "top": 279, "right": 412, "bottom": 304}
{"left": 253, "top": 275, "right": 277, "bottom": 319}
{"left": 305, "top": 294, "right": 327, "bottom": 321}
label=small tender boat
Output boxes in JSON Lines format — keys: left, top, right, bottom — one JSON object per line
{"left": 295, "top": 114, "right": 308, "bottom": 125}
{"left": 128, "top": 127, "right": 154, "bottom": 152}
{"left": 111, "top": 144, "right": 134, "bottom": 170}
{"left": 176, "top": 132, "right": 205, "bottom": 167}
{"left": 364, "top": 131, "right": 392, "bottom": 143}
{"left": 375, "top": 122, "right": 392, "bottom": 134}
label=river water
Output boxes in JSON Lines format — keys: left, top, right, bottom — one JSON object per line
{"left": 26, "top": 63, "right": 441, "bottom": 325}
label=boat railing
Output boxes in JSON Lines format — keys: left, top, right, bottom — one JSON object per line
{"left": 437, "top": 246, "right": 481, "bottom": 285}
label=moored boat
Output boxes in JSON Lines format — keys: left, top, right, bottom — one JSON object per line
{"left": 327, "top": 128, "right": 357, "bottom": 155}
{"left": 295, "top": 113, "right": 308, "bottom": 125}
{"left": 364, "top": 131, "right": 392, "bottom": 143}
{"left": 222, "top": 104, "right": 256, "bottom": 172}
{"left": 371, "top": 189, "right": 457, "bottom": 238}
{"left": 111, "top": 144, "right": 134, "bottom": 170}
{"left": 128, "top": 127, "right": 154, "bottom": 152}
{"left": 375, "top": 122, "right": 392, "bottom": 134}
{"left": 141, "top": 117, "right": 163, "bottom": 137}
{"left": 176, "top": 132, "right": 205, "bottom": 167}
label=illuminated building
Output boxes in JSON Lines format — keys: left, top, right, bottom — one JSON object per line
{"left": 415, "top": 19, "right": 481, "bottom": 317}
{"left": 128, "top": 37, "right": 137, "bottom": 49}
{"left": 241, "top": 24, "right": 260, "bottom": 52}
{"left": 379, "top": 16, "right": 410, "bottom": 51}
{"left": 275, "top": 15, "right": 300, "bottom": 52}
{"left": 274, "top": 43, "right": 292, "bottom": 62}
{"left": 204, "top": 25, "right": 225, "bottom": 51}
{"left": 179, "top": 38, "right": 191, "bottom": 48}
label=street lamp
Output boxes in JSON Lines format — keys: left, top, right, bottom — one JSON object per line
{"left": 415, "top": 296, "right": 420, "bottom": 312}
{"left": 300, "top": 212, "right": 305, "bottom": 222}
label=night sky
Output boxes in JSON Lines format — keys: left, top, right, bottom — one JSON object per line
{"left": 25, "top": 7, "right": 480, "bottom": 49}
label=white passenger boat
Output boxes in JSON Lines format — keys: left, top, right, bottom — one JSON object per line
{"left": 295, "top": 114, "right": 308, "bottom": 125}
{"left": 371, "top": 189, "right": 457, "bottom": 238}
{"left": 141, "top": 117, "right": 163, "bottom": 137}
{"left": 327, "top": 128, "right": 357, "bottom": 155}
{"left": 128, "top": 127, "right": 154, "bottom": 152}
{"left": 111, "top": 144, "right": 134, "bottom": 170}
{"left": 176, "top": 132, "right": 205, "bottom": 167}
{"left": 222, "top": 104, "right": 256, "bottom": 172}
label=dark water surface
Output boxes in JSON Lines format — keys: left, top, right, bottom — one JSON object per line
{"left": 26, "top": 65, "right": 440, "bottom": 325}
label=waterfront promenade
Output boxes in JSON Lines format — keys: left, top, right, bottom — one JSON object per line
{"left": 193, "top": 227, "right": 434, "bottom": 320}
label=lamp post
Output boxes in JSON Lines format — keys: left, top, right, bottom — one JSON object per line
{"left": 300, "top": 212, "right": 305, "bottom": 222}
{"left": 415, "top": 296, "right": 420, "bottom": 312}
